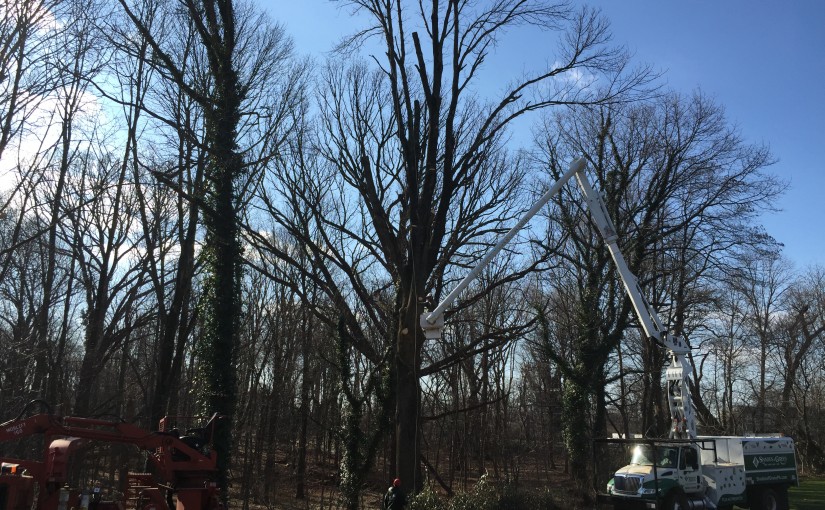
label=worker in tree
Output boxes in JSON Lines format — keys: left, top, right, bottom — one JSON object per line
{"left": 383, "top": 478, "right": 406, "bottom": 509}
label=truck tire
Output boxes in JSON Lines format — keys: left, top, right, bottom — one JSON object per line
{"left": 777, "top": 486, "right": 790, "bottom": 510}
{"left": 750, "top": 486, "right": 787, "bottom": 510}
{"left": 664, "top": 492, "right": 690, "bottom": 510}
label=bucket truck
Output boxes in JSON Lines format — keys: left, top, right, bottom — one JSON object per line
{"left": 420, "top": 159, "right": 797, "bottom": 510}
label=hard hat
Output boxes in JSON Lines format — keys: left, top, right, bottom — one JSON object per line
{"left": 393, "top": 478, "right": 401, "bottom": 487}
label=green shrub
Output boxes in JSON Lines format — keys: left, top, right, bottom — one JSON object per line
{"left": 409, "top": 483, "right": 445, "bottom": 510}
{"left": 447, "top": 474, "right": 497, "bottom": 510}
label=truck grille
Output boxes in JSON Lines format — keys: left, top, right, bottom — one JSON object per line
{"left": 614, "top": 475, "right": 642, "bottom": 494}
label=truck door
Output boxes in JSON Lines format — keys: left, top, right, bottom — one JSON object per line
{"left": 678, "top": 447, "right": 703, "bottom": 494}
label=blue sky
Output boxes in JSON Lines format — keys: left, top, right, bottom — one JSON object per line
{"left": 588, "top": 0, "right": 825, "bottom": 270}
{"left": 274, "top": 1, "right": 825, "bottom": 269}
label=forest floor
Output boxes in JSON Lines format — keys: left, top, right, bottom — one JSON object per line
{"left": 231, "top": 450, "right": 825, "bottom": 509}
{"left": 234, "top": 457, "right": 588, "bottom": 509}
{"left": 232, "top": 469, "right": 825, "bottom": 509}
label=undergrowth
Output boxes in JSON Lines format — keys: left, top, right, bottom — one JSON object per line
{"left": 408, "top": 474, "right": 576, "bottom": 510}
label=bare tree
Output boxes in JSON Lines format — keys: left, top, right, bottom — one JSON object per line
{"left": 534, "top": 91, "right": 780, "bottom": 485}
{"left": 32, "top": 0, "right": 104, "bottom": 404}
{"left": 706, "top": 286, "right": 749, "bottom": 432}
{"left": 252, "top": 0, "right": 653, "bottom": 494}
{"left": 0, "top": 0, "right": 60, "bottom": 161}
{"left": 113, "top": 0, "right": 305, "bottom": 494}
{"left": 776, "top": 268, "right": 825, "bottom": 428}
{"left": 64, "top": 149, "right": 148, "bottom": 415}
{"left": 775, "top": 266, "right": 825, "bottom": 472}
{"left": 107, "top": 8, "right": 206, "bottom": 426}
{"left": 727, "top": 251, "right": 792, "bottom": 431}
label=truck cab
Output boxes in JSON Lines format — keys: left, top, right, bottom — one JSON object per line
{"left": 606, "top": 441, "right": 705, "bottom": 509}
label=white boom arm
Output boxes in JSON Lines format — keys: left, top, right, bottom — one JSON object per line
{"left": 420, "top": 157, "right": 697, "bottom": 439}
{"left": 419, "top": 157, "right": 588, "bottom": 339}
{"left": 573, "top": 169, "right": 696, "bottom": 439}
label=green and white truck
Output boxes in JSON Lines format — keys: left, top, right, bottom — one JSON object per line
{"left": 601, "top": 436, "right": 797, "bottom": 509}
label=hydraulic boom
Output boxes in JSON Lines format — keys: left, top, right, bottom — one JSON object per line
{"left": 420, "top": 157, "right": 697, "bottom": 438}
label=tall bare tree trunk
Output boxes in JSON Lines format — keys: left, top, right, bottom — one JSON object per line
{"left": 395, "top": 288, "right": 423, "bottom": 490}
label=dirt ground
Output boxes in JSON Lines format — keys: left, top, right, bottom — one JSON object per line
{"left": 228, "top": 460, "right": 602, "bottom": 509}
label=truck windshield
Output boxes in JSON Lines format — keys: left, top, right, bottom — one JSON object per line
{"left": 630, "top": 445, "right": 678, "bottom": 468}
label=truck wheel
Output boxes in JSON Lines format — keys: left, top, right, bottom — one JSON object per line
{"left": 664, "top": 492, "right": 690, "bottom": 510}
{"left": 777, "top": 486, "right": 790, "bottom": 510}
{"left": 760, "top": 486, "right": 790, "bottom": 510}
{"left": 754, "top": 487, "right": 780, "bottom": 510}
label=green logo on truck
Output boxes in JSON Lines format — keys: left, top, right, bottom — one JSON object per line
{"left": 751, "top": 455, "right": 789, "bottom": 469}
{"left": 744, "top": 452, "right": 796, "bottom": 482}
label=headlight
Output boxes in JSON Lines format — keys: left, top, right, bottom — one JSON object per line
{"left": 640, "top": 488, "right": 656, "bottom": 495}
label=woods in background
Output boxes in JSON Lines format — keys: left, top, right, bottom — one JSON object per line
{"left": 0, "top": 0, "right": 823, "bottom": 507}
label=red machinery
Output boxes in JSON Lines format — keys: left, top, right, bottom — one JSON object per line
{"left": 0, "top": 402, "right": 223, "bottom": 510}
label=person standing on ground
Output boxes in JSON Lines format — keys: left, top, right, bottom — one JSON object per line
{"left": 383, "top": 478, "right": 406, "bottom": 509}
